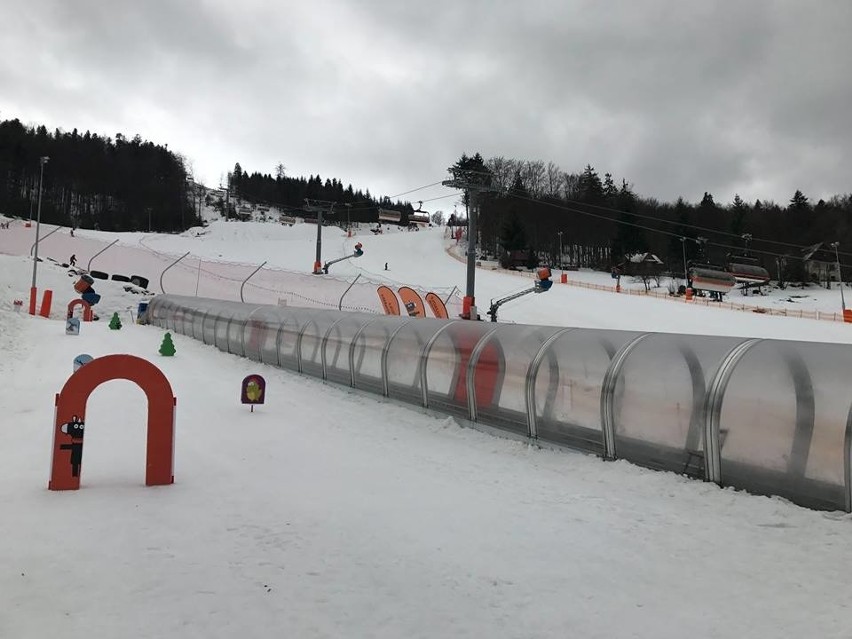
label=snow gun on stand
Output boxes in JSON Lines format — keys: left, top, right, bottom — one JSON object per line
{"left": 73, "top": 274, "right": 101, "bottom": 306}
{"left": 486, "top": 267, "right": 552, "bottom": 323}
{"left": 319, "top": 242, "right": 364, "bottom": 274}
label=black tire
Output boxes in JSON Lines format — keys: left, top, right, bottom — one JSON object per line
{"left": 90, "top": 270, "right": 108, "bottom": 280}
{"left": 130, "top": 275, "right": 150, "bottom": 288}
{"left": 111, "top": 273, "right": 131, "bottom": 282}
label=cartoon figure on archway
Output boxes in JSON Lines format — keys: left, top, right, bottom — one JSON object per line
{"left": 59, "top": 415, "right": 85, "bottom": 477}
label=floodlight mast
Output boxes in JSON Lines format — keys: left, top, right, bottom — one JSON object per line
{"left": 30, "top": 156, "right": 49, "bottom": 313}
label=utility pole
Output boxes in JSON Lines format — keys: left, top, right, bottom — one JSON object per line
{"left": 442, "top": 164, "right": 497, "bottom": 319}
{"left": 345, "top": 202, "right": 352, "bottom": 237}
{"left": 30, "top": 156, "right": 49, "bottom": 312}
{"left": 557, "top": 231, "right": 563, "bottom": 269}
{"left": 831, "top": 241, "right": 846, "bottom": 311}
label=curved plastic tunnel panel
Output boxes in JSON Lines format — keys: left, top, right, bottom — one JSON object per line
{"left": 322, "top": 313, "right": 378, "bottom": 386}
{"left": 385, "top": 319, "right": 449, "bottom": 404}
{"left": 473, "top": 324, "right": 564, "bottom": 436}
{"left": 718, "top": 340, "right": 852, "bottom": 511}
{"left": 352, "top": 318, "right": 405, "bottom": 394}
{"left": 533, "top": 328, "right": 642, "bottom": 456}
{"left": 612, "top": 334, "right": 746, "bottom": 477}
{"left": 423, "top": 320, "right": 497, "bottom": 418}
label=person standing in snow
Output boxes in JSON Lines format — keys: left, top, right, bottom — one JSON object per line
{"left": 69, "top": 254, "right": 77, "bottom": 266}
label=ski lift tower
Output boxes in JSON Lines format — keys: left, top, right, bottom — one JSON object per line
{"left": 304, "top": 199, "right": 336, "bottom": 274}
{"left": 442, "top": 164, "right": 497, "bottom": 319}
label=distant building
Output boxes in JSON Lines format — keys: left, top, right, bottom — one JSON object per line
{"left": 625, "top": 252, "right": 664, "bottom": 266}
{"left": 802, "top": 242, "right": 838, "bottom": 283}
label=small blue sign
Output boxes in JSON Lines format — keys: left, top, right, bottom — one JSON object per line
{"left": 73, "top": 354, "right": 93, "bottom": 372}
{"left": 66, "top": 318, "right": 81, "bottom": 335}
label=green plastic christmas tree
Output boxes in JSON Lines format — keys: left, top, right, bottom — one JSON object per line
{"left": 109, "top": 312, "right": 122, "bottom": 330}
{"left": 159, "top": 332, "right": 176, "bottom": 356}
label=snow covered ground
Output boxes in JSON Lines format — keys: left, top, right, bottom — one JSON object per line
{"left": 2, "top": 215, "right": 852, "bottom": 638}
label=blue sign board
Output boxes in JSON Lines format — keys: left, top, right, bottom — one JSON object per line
{"left": 73, "top": 354, "right": 94, "bottom": 372}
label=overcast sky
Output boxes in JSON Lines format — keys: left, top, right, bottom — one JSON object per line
{"left": 2, "top": 0, "right": 850, "bottom": 209}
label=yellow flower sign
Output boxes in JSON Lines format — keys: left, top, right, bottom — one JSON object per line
{"left": 240, "top": 374, "right": 266, "bottom": 411}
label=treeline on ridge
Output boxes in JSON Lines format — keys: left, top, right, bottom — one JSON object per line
{"left": 227, "top": 162, "right": 414, "bottom": 224}
{"left": 0, "top": 118, "right": 201, "bottom": 232}
{"left": 0, "top": 118, "right": 409, "bottom": 232}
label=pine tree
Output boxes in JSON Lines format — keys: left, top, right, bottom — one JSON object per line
{"left": 611, "top": 180, "right": 647, "bottom": 260}
{"left": 109, "top": 312, "right": 122, "bottom": 330}
{"left": 500, "top": 212, "right": 527, "bottom": 252}
{"left": 730, "top": 194, "right": 748, "bottom": 235}
{"left": 578, "top": 165, "right": 604, "bottom": 203}
{"left": 603, "top": 173, "right": 618, "bottom": 203}
{"left": 159, "top": 332, "right": 176, "bottom": 356}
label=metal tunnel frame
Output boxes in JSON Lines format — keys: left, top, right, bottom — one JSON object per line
{"left": 147, "top": 295, "right": 852, "bottom": 513}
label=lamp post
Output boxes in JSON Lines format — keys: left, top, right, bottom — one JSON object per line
{"left": 680, "top": 237, "right": 688, "bottom": 282}
{"left": 557, "top": 231, "right": 563, "bottom": 270}
{"left": 30, "top": 156, "right": 49, "bottom": 297}
{"left": 830, "top": 241, "right": 845, "bottom": 311}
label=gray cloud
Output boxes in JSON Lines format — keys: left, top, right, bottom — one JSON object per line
{"left": 1, "top": 0, "right": 850, "bottom": 207}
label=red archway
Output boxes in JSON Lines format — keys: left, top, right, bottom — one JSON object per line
{"left": 49, "top": 354, "right": 176, "bottom": 490}
{"left": 67, "top": 298, "right": 94, "bottom": 321}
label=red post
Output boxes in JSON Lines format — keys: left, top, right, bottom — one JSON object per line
{"left": 39, "top": 289, "right": 53, "bottom": 317}
{"left": 29, "top": 286, "right": 37, "bottom": 315}
{"left": 462, "top": 295, "right": 473, "bottom": 319}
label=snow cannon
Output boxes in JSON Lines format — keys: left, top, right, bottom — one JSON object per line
{"left": 535, "top": 267, "right": 553, "bottom": 292}
{"left": 321, "top": 242, "right": 365, "bottom": 274}
{"left": 73, "top": 274, "right": 101, "bottom": 306}
{"left": 487, "top": 266, "right": 554, "bottom": 322}
{"left": 73, "top": 274, "right": 94, "bottom": 294}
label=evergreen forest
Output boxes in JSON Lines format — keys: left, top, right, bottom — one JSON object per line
{"left": 451, "top": 153, "right": 852, "bottom": 283}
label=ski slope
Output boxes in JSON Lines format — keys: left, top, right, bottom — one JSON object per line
{"left": 1, "top": 216, "right": 851, "bottom": 341}
{"left": 1, "top": 216, "right": 852, "bottom": 638}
